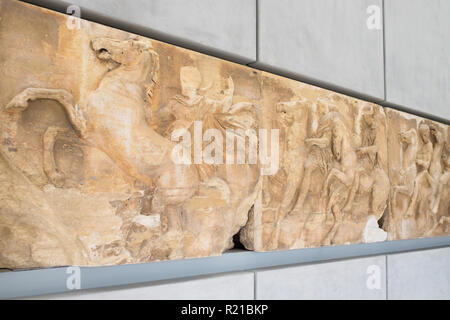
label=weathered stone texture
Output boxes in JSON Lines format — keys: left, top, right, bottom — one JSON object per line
{"left": 384, "top": 109, "right": 449, "bottom": 240}
{"left": 240, "top": 83, "right": 391, "bottom": 250}
{"left": 0, "top": 0, "right": 448, "bottom": 269}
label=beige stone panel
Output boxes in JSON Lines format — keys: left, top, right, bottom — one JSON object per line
{"left": 384, "top": 108, "right": 449, "bottom": 240}
{"left": 0, "top": 0, "right": 260, "bottom": 268}
{"left": 240, "top": 71, "right": 390, "bottom": 250}
{"left": 0, "top": 0, "right": 448, "bottom": 269}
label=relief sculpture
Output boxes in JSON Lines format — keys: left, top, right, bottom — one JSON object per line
{"left": 0, "top": 35, "right": 260, "bottom": 267}
{"left": 385, "top": 109, "right": 449, "bottom": 239}
{"left": 0, "top": 0, "right": 261, "bottom": 268}
{"left": 240, "top": 91, "right": 391, "bottom": 250}
{"left": 0, "top": 0, "right": 448, "bottom": 269}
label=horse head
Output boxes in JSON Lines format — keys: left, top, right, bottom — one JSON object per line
{"left": 399, "top": 128, "right": 417, "bottom": 146}
{"left": 91, "top": 37, "right": 160, "bottom": 106}
{"left": 91, "top": 37, "right": 153, "bottom": 65}
{"left": 276, "top": 99, "right": 309, "bottom": 127}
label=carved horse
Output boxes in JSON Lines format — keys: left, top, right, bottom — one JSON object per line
{"left": 4, "top": 38, "right": 199, "bottom": 232}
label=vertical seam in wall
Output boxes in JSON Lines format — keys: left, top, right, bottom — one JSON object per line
{"left": 253, "top": 271, "right": 257, "bottom": 300}
{"left": 247, "top": 0, "right": 258, "bottom": 66}
{"left": 385, "top": 255, "right": 388, "bottom": 300}
{"left": 247, "top": 0, "right": 259, "bottom": 66}
{"left": 256, "top": 0, "right": 259, "bottom": 62}
{"left": 382, "top": 0, "right": 387, "bottom": 102}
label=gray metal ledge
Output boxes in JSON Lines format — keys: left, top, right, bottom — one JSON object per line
{"left": 1, "top": 236, "right": 449, "bottom": 299}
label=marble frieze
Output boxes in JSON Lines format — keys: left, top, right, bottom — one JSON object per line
{"left": 0, "top": 0, "right": 448, "bottom": 269}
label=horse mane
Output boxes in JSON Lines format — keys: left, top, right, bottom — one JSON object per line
{"left": 144, "top": 48, "right": 160, "bottom": 108}
{"left": 121, "top": 37, "right": 160, "bottom": 123}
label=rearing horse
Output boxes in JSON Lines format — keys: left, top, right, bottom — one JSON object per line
{"left": 4, "top": 37, "right": 199, "bottom": 232}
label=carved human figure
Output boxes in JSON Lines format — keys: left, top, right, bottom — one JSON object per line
{"left": 431, "top": 143, "right": 450, "bottom": 214}
{"left": 428, "top": 126, "right": 446, "bottom": 213}
{"left": 344, "top": 105, "right": 389, "bottom": 218}
{"left": 294, "top": 112, "right": 333, "bottom": 213}
{"left": 162, "top": 66, "right": 205, "bottom": 136}
{"left": 429, "top": 125, "right": 445, "bottom": 179}
{"left": 265, "top": 100, "right": 309, "bottom": 247}
{"left": 275, "top": 100, "right": 308, "bottom": 217}
{"left": 318, "top": 112, "right": 357, "bottom": 242}
{"left": 156, "top": 64, "right": 260, "bottom": 251}
{"left": 160, "top": 66, "right": 235, "bottom": 138}
{"left": 392, "top": 128, "right": 418, "bottom": 213}
{"left": 282, "top": 108, "right": 356, "bottom": 244}
{"left": 403, "top": 123, "right": 435, "bottom": 219}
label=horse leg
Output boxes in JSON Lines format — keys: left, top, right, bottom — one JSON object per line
{"left": 343, "top": 170, "right": 361, "bottom": 213}
{"left": 431, "top": 182, "right": 444, "bottom": 214}
{"left": 404, "top": 179, "right": 419, "bottom": 218}
{"left": 370, "top": 169, "right": 390, "bottom": 218}
{"left": 296, "top": 161, "right": 314, "bottom": 211}
{"left": 324, "top": 201, "right": 342, "bottom": 244}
